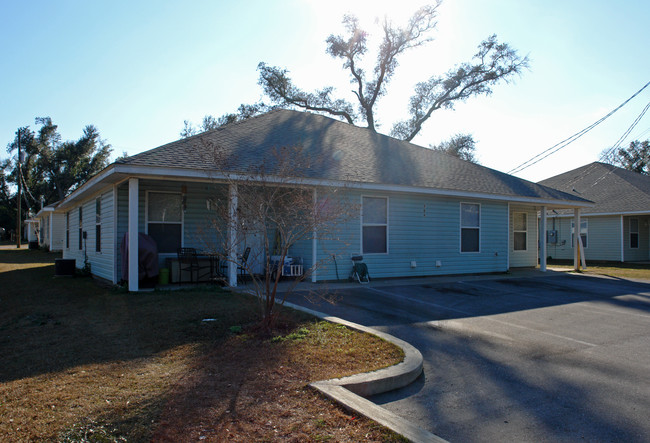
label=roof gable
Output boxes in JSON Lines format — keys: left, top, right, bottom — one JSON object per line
{"left": 539, "top": 162, "right": 650, "bottom": 214}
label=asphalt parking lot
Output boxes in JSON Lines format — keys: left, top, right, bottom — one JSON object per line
{"left": 283, "top": 272, "right": 650, "bottom": 442}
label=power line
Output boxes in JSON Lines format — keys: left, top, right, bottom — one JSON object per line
{"left": 590, "top": 101, "right": 650, "bottom": 188}
{"left": 507, "top": 80, "right": 650, "bottom": 175}
{"left": 551, "top": 100, "right": 650, "bottom": 191}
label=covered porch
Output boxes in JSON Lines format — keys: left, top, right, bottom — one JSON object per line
{"left": 121, "top": 177, "right": 315, "bottom": 292}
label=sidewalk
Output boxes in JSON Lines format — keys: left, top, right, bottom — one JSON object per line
{"left": 236, "top": 266, "right": 573, "bottom": 294}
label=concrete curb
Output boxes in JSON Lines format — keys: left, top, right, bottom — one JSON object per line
{"left": 283, "top": 301, "right": 447, "bottom": 443}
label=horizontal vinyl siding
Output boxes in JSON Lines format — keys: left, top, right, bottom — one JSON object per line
{"left": 585, "top": 216, "right": 621, "bottom": 261}
{"left": 546, "top": 215, "right": 637, "bottom": 262}
{"left": 623, "top": 215, "right": 650, "bottom": 261}
{"left": 314, "top": 191, "right": 361, "bottom": 280}
{"left": 89, "top": 191, "right": 114, "bottom": 281}
{"left": 62, "top": 192, "right": 114, "bottom": 281}
{"left": 51, "top": 213, "right": 66, "bottom": 251}
{"left": 315, "top": 191, "right": 508, "bottom": 280}
{"left": 546, "top": 217, "right": 573, "bottom": 260}
{"left": 62, "top": 205, "right": 84, "bottom": 267}
{"left": 509, "top": 205, "right": 538, "bottom": 268}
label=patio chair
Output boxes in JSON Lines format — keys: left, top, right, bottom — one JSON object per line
{"left": 176, "top": 247, "right": 211, "bottom": 284}
{"left": 218, "top": 246, "right": 252, "bottom": 284}
{"left": 238, "top": 247, "right": 251, "bottom": 283}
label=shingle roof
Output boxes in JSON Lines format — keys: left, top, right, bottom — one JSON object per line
{"left": 539, "top": 162, "right": 650, "bottom": 214}
{"left": 119, "top": 109, "right": 588, "bottom": 203}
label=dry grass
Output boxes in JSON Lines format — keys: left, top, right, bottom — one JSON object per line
{"left": 0, "top": 249, "right": 405, "bottom": 442}
{"left": 548, "top": 260, "right": 650, "bottom": 280}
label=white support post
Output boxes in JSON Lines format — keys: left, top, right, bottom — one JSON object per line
{"left": 128, "top": 178, "right": 139, "bottom": 292}
{"left": 312, "top": 188, "right": 318, "bottom": 283}
{"left": 573, "top": 208, "right": 581, "bottom": 271}
{"left": 112, "top": 184, "right": 119, "bottom": 284}
{"left": 540, "top": 206, "right": 547, "bottom": 272}
{"left": 228, "top": 184, "right": 238, "bottom": 287}
{"left": 620, "top": 215, "right": 625, "bottom": 262}
{"left": 49, "top": 215, "right": 54, "bottom": 252}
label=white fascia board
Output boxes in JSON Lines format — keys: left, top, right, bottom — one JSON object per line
{"left": 55, "top": 166, "right": 120, "bottom": 211}
{"left": 35, "top": 207, "right": 55, "bottom": 218}
{"left": 55, "top": 163, "right": 594, "bottom": 211}
{"left": 116, "top": 165, "right": 594, "bottom": 208}
{"left": 544, "top": 210, "right": 650, "bottom": 218}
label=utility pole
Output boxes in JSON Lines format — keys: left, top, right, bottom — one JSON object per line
{"left": 16, "top": 128, "right": 22, "bottom": 248}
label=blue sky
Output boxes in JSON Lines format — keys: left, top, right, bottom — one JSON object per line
{"left": 1, "top": 0, "right": 649, "bottom": 182}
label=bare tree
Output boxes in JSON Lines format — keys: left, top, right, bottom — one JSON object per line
{"left": 258, "top": 2, "right": 528, "bottom": 141}
{"left": 198, "top": 145, "right": 357, "bottom": 333}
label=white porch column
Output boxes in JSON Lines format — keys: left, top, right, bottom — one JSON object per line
{"left": 228, "top": 184, "right": 238, "bottom": 287}
{"left": 540, "top": 206, "right": 547, "bottom": 272}
{"left": 573, "top": 208, "right": 581, "bottom": 271}
{"left": 311, "top": 188, "right": 318, "bottom": 283}
{"left": 128, "top": 178, "right": 139, "bottom": 292}
{"left": 620, "top": 215, "right": 625, "bottom": 262}
{"left": 49, "top": 216, "right": 54, "bottom": 252}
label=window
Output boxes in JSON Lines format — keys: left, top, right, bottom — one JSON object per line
{"left": 571, "top": 219, "right": 588, "bottom": 248}
{"left": 66, "top": 212, "right": 70, "bottom": 249}
{"left": 513, "top": 212, "right": 527, "bottom": 251}
{"left": 461, "top": 203, "right": 480, "bottom": 252}
{"left": 362, "top": 196, "right": 388, "bottom": 254}
{"left": 630, "top": 218, "right": 639, "bottom": 249}
{"left": 147, "top": 192, "right": 182, "bottom": 253}
{"left": 95, "top": 197, "right": 101, "bottom": 252}
{"left": 78, "top": 206, "right": 83, "bottom": 250}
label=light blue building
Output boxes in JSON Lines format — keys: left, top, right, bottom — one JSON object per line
{"left": 53, "top": 110, "right": 591, "bottom": 290}
{"left": 540, "top": 162, "right": 650, "bottom": 263}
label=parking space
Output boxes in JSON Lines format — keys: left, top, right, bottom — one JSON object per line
{"left": 283, "top": 273, "right": 650, "bottom": 442}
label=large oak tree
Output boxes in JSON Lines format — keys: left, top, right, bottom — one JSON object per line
{"left": 182, "top": 2, "right": 528, "bottom": 141}
{"left": 3, "top": 118, "right": 112, "bottom": 226}
{"left": 258, "top": 1, "right": 529, "bottom": 141}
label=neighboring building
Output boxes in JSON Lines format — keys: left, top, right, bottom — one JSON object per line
{"left": 52, "top": 109, "right": 591, "bottom": 290}
{"left": 34, "top": 203, "right": 66, "bottom": 251}
{"left": 539, "top": 161, "right": 650, "bottom": 262}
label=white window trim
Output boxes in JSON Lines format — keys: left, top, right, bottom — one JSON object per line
{"left": 630, "top": 218, "right": 639, "bottom": 249}
{"left": 571, "top": 219, "right": 588, "bottom": 249}
{"left": 513, "top": 211, "right": 528, "bottom": 252}
{"left": 145, "top": 190, "right": 184, "bottom": 255}
{"left": 460, "top": 202, "right": 481, "bottom": 253}
{"left": 360, "top": 195, "right": 389, "bottom": 255}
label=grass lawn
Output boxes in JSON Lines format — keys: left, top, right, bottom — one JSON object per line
{"left": 0, "top": 248, "right": 405, "bottom": 442}
{"left": 548, "top": 260, "right": 650, "bottom": 280}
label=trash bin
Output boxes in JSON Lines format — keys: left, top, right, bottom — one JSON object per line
{"left": 158, "top": 268, "right": 170, "bottom": 285}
